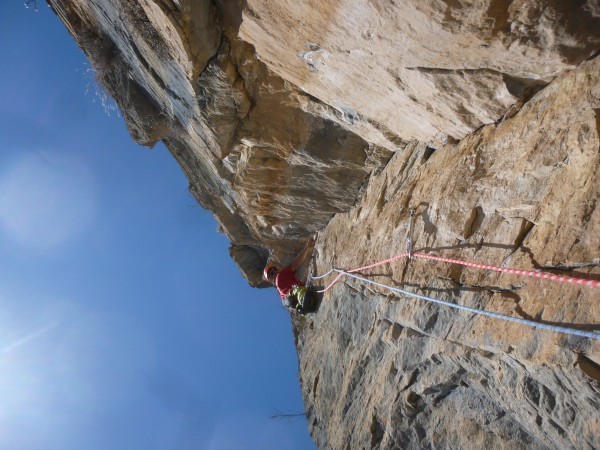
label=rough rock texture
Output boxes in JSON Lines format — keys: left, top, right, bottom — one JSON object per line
{"left": 299, "top": 57, "right": 600, "bottom": 449}
{"left": 48, "top": 0, "right": 600, "bottom": 448}
{"left": 49, "top": 0, "right": 599, "bottom": 287}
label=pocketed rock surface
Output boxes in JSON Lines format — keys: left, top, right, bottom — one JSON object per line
{"left": 47, "top": 0, "right": 600, "bottom": 448}
{"left": 299, "top": 58, "right": 600, "bottom": 449}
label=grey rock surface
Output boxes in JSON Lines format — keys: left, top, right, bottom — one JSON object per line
{"left": 48, "top": 0, "right": 600, "bottom": 286}
{"left": 300, "top": 58, "right": 600, "bottom": 449}
{"left": 47, "top": 0, "right": 600, "bottom": 448}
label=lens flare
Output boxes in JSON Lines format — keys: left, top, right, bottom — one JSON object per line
{"left": 0, "top": 151, "right": 97, "bottom": 249}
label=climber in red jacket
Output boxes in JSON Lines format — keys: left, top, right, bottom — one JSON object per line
{"left": 264, "top": 238, "right": 318, "bottom": 314}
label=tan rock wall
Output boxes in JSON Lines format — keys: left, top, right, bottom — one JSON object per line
{"left": 48, "top": 0, "right": 599, "bottom": 286}
{"left": 237, "top": 0, "right": 600, "bottom": 143}
{"left": 48, "top": 0, "right": 600, "bottom": 447}
{"left": 299, "top": 57, "right": 600, "bottom": 449}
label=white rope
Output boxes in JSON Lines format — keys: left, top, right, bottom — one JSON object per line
{"left": 334, "top": 269, "right": 600, "bottom": 340}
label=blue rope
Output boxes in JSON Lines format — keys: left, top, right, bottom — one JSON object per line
{"left": 334, "top": 270, "right": 600, "bottom": 341}
{"left": 309, "top": 268, "right": 335, "bottom": 281}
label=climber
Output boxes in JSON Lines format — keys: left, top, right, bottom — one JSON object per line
{"left": 264, "top": 238, "right": 318, "bottom": 314}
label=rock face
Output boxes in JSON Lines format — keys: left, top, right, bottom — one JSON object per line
{"left": 48, "top": 0, "right": 600, "bottom": 448}
{"left": 301, "top": 57, "right": 600, "bottom": 449}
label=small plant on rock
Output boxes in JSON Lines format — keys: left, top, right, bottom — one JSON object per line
{"left": 78, "top": 62, "right": 120, "bottom": 117}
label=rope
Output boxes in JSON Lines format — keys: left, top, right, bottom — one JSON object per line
{"left": 411, "top": 253, "right": 600, "bottom": 287}
{"left": 312, "top": 251, "right": 600, "bottom": 340}
{"left": 335, "top": 270, "right": 600, "bottom": 340}
{"left": 313, "top": 252, "right": 409, "bottom": 291}
{"left": 316, "top": 252, "right": 600, "bottom": 293}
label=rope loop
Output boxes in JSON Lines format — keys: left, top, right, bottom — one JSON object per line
{"left": 313, "top": 251, "right": 600, "bottom": 340}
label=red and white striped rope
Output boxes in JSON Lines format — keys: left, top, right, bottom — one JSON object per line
{"left": 412, "top": 253, "right": 600, "bottom": 287}
{"left": 316, "top": 252, "right": 600, "bottom": 293}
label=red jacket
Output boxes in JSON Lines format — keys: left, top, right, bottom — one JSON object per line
{"left": 275, "top": 266, "right": 304, "bottom": 299}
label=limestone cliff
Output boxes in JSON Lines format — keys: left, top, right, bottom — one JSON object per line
{"left": 48, "top": 0, "right": 600, "bottom": 448}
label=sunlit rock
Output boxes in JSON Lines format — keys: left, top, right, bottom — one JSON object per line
{"left": 48, "top": 1, "right": 600, "bottom": 448}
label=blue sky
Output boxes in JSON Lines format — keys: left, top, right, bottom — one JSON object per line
{"left": 0, "top": 3, "right": 314, "bottom": 449}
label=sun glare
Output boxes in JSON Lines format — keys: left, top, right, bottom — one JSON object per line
{"left": 0, "top": 292, "right": 155, "bottom": 448}
{"left": 0, "top": 150, "right": 97, "bottom": 250}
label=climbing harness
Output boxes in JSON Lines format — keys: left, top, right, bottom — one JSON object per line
{"left": 290, "top": 285, "right": 309, "bottom": 304}
{"left": 312, "top": 243, "right": 600, "bottom": 340}
{"left": 285, "top": 285, "right": 317, "bottom": 315}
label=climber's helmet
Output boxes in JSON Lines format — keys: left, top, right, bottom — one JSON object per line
{"left": 263, "top": 264, "right": 279, "bottom": 282}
